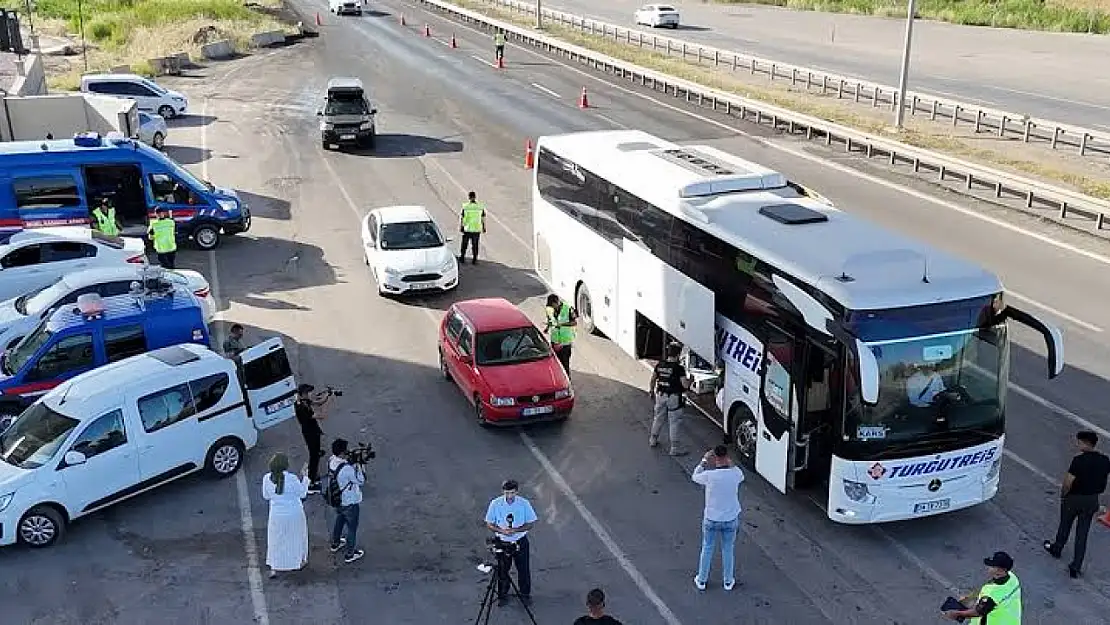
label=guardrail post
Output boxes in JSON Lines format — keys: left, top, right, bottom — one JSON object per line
{"left": 866, "top": 144, "right": 873, "bottom": 157}
{"left": 714, "top": 50, "right": 719, "bottom": 66}
{"left": 846, "top": 138, "right": 852, "bottom": 152}
{"left": 652, "top": 36, "right": 657, "bottom": 50}
{"left": 837, "top": 80, "right": 844, "bottom": 98}
{"left": 806, "top": 72, "right": 813, "bottom": 90}
{"left": 666, "top": 40, "right": 671, "bottom": 54}
{"left": 821, "top": 75, "right": 828, "bottom": 94}
{"left": 854, "top": 83, "right": 861, "bottom": 103}
{"left": 871, "top": 88, "right": 879, "bottom": 107}
{"left": 1051, "top": 127, "right": 1061, "bottom": 149}
{"left": 1080, "top": 133, "right": 1090, "bottom": 156}
{"left": 974, "top": 110, "right": 983, "bottom": 133}
{"left": 770, "top": 63, "right": 777, "bottom": 79}
{"left": 791, "top": 68, "right": 798, "bottom": 86}
{"left": 994, "top": 182, "right": 1003, "bottom": 198}
{"left": 998, "top": 116, "right": 1007, "bottom": 137}
{"left": 911, "top": 95, "right": 919, "bottom": 115}
{"left": 913, "top": 158, "right": 921, "bottom": 172}
{"left": 952, "top": 105, "right": 961, "bottom": 127}
{"left": 930, "top": 100, "right": 938, "bottom": 120}
{"left": 1023, "top": 120, "right": 1033, "bottom": 143}
{"left": 890, "top": 91, "right": 898, "bottom": 112}
{"left": 697, "top": 47, "right": 703, "bottom": 63}
{"left": 1025, "top": 191, "right": 1034, "bottom": 208}
{"left": 756, "top": 110, "right": 763, "bottom": 124}
{"left": 1059, "top": 202, "right": 1068, "bottom": 219}
{"left": 965, "top": 173, "right": 974, "bottom": 190}
{"left": 1097, "top": 213, "right": 1105, "bottom": 230}
{"left": 732, "top": 54, "right": 738, "bottom": 71}
{"left": 724, "top": 101, "right": 731, "bottom": 115}
{"left": 939, "top": 165, "right": 946, "bottom": 181}
{"left": 681, "top": 42, "right": 687, "bottom": 58}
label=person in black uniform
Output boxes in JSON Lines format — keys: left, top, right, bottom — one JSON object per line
{"left": 649, "top": 342, "right": 692, "bottom": 456}
{"left": 295, "top": 384, "right": 331, "bottom": 494}
{"left": 1044, "top": 430, "right": 1110, "bottom": 578}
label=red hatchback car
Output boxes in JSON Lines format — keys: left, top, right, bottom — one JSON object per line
{"left": 438, "top": 298, "right": 574, "bottom": 426}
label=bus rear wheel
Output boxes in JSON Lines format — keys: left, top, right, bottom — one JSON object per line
{"left": 575, "top": 283, "right": 595, "bottom": 335}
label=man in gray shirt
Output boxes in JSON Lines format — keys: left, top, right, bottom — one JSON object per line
{"left": 692, "top": 445, "right": 745, "bottom": 591}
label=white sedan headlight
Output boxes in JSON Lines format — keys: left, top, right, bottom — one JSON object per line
{"left": 0, "top": 492, "right": 14, "bottom": 513}
{"left": 439, "top": 257, "right": 456, "bottom": 273}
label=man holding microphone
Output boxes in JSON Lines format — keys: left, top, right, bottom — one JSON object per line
{"left": 484, "top": 479, "right": 538, "bottom": 607}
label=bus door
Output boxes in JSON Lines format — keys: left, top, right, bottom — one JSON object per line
{"left": 758, "top": 322, "right": 800, "bottom": 493}
{"left": 794, "top": 340, "right": 840, "bottom": 486}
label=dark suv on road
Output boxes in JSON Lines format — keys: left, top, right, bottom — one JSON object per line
{"left": 318, "top": 77, "right": 377, "bottom": 150}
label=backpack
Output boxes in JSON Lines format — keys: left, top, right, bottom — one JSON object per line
{"left": 324, "top": 462, "right": 348, "bottom": 508}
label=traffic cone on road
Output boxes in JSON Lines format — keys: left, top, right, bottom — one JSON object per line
{"left": 1098, "top": 506, "right": 1110, "bottom": 528}
{"left": 578, "top": 87, "right": 590, "bottom": 108}
{"left": 399, "top": 14, "right": 406, "bottom": 25}
{"left": 524, "top": 139, "right": 535, "bottom": 169}
{"left": 450, "top": 34, "right": 458, "bottom": 48}
{"left": 424, "top": 23, "right": 431, "bottom": 37}
{"left": 315, "top": 11, "right": 322, "bottom": 26}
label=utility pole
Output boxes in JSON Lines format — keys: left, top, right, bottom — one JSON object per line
{"left": 536, "top": 0, "right": 543, "bottom": 29}
{"left": 77, "top": 0, "right": 88, "bottom": 72}
{"left": 893, "top": 0, "right": 916, "bottom": 128}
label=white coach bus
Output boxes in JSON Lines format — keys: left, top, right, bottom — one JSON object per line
{"left": 531, "top": 129, "right": 1064, "bottom": 524}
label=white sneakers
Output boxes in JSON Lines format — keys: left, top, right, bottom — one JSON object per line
{"left": 694, "top": 576, "right": 737, "bottom": 591}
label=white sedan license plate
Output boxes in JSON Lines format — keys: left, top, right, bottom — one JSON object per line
{"left": 340, "top": 134, "right": 356, "bottom": 140}
{"left": 913, "top": 499, "right": 950, "bottom": 514}
{"left": 410, "top": 281, "right": 436, "bottom": 290}
{"left": 265, "top": 396, "right": 295, "bottom": 415}
{"left": 522, "top": 406, "right": 554, "bottom": 417}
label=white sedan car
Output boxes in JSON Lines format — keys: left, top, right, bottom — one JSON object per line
{"left": 137, "top": 111, "right": 168, "bottom": 150}
{"left": 0, "top": 265, "right": 214, "bottom": 351}
{"left": 634, "top": 4, "right": 680, "bottom": 28}
{"left": 361, "top": 205, "right": 458, "bottom": 296}
{"left": 0, "top": 228, "right": 147, "bottom": 303}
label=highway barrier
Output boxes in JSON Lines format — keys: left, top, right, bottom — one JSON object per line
{"left": 477, "top": 0, "right": 1110, "bottom": 164}
{"left": 415, "top": 0, "right": 1110, "bottom": 236}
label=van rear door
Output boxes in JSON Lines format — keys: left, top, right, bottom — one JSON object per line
{"left": 238, "top": 337, "right": 297, "bottom": 429}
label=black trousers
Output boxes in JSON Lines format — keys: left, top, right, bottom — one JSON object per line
{"left": 460, "top": 232, "right": 481, "bottom": 261}
{"left": 157, "top": 251, "right": 177, "bottom": 269}
{"left": 1052, "top": 493, "right": 1100, "bottom": 570}
{"left": 303, "top": 430, "right": 323, "bottom": 484}
{"left": 554, "top": 343, "right": 572, "bottom": 378}
{"left": 495, "top": 44, "right": 505, "bottom": 59}
{"left": 496, "top": 535, "right": 531, "bottom": 599}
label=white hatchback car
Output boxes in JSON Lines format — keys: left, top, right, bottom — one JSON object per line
{"left": 0, "top": 265, "right": 214, "bottom": 351}
{"left": 634, "top": 4, "right": 680, "bottom": 28}
{"left": 0, "top": 228, "right": 147, "bottom": 303}
{"left": 137, "top": 111, "right": 169, "bottom": 150}
{"left": 361, "top": 205, "right": 459, "bottom": 296}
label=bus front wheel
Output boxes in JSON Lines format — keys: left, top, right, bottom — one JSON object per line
{"left": 575, "top": 283, "right": 596, "bottom": 335}
{"left": 729, "top": 404, "right": 758, "bottom": 466}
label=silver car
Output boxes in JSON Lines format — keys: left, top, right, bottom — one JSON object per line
{"left": 137, "top": 111, "right": 169, "bottom": 150}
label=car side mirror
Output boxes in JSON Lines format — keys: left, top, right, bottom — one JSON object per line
{"left": 63, "top": 450, "right": 88, "bottom": 467}
{"left": 460, "top": 353, "right": 472, "bottom": 365}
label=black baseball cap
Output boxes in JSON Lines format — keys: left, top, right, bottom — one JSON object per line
{"left": 983, "top": 551, "right": 1014, "bottom": 570}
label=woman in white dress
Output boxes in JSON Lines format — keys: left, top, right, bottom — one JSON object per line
{"left": 262, "top": 453, "right": 310, "bottom": 578}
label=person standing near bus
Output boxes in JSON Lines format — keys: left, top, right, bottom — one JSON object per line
{"left": 459, "top": 191, "right": 486, "bottom": 264}
{"left": 91, "top": 197, "right": 121, "bottom": 236}
{"left": 649, "top": 342, "right": 691, "bottom": 456}
{"left": 544, "top": 294, "right": 576, "bottom": 379}
{"left": 149, "top": 206, "right": 178, "bottom": 269}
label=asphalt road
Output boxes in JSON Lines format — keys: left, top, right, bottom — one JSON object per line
{"left": 3, "top": 1, "right": 1110, "bottom": 623}
{"left": 540, "top": 0, "right": 1110, "bottom": 131}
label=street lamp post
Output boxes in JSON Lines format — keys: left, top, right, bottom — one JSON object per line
{"left": 77, "top": 0, "right": 88, "bottom": 72}
{"left": 536, "top": 0, "right": 542, "bottom": 29}
{"left": 893, "top": 0, "right": 917, "bottom": 128}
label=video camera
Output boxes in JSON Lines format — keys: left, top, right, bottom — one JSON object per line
{"left": 485, "top": 536, "right": 519, "bottom": 556}
{"left": 347, "top": 441, "right": 376, "bottom": 464}
{"left": 324, "top": 385, "right": 343, "bottom": 398}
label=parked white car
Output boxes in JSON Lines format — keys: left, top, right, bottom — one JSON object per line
{"left": 0, "top": 265, "right": 214, "bottom": 351}
{"left": 0, "top": 229, "right": 147, "bottom": 303}
{"left": 361, "top": 205, "right": 458, "bottom": 296}
{"left": 137, "top": 111, "right": 168, "bottom": 150}
{"left": 634, "top": 4, "right": 680, "bottom": 28}
{"left": 80, "top": 73, "right": 189, "bottom": 119}
{"left": 0, "top": 340, "right": 297, "bottom": 548}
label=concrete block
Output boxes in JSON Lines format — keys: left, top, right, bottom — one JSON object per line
{"left": 172, "top": 51, "right": 190, "bottom": 65}
{"left": 147, "top": 57, "right": 167, "bottom": 75}
{"left": 110, "top": 65, "right": 131, "bottom": 73}
{"left": 201, "top": 40, "right": 234, "bottom": 60}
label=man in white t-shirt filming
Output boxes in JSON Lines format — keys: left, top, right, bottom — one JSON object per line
{"left": 484, "top": 479, "right": 539, "bottom": 607}
{"left": 692, "top": 445, "right": 745, "bottom": 591}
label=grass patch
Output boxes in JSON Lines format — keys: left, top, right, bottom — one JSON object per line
{"left": 715, "top": 0, "right": 1110, "bottom": 34}
{"left": 454, "top": 0, "right": 1110, "bottom": 199}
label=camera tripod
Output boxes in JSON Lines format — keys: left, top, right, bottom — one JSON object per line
{"left": 473, "top": 554, "right": 539, "bottom": 625}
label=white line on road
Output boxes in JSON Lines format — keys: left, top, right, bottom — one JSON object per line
{"left": 469, "top": 53, "right": 497, "bottom": 67}
{"left": 593, "top": 112, "right": 630, "bottom": 129}
{"left": 1007, "top": 290, "right": 1103, "bottom": 333}
{"left": 531, "top": 82, "right": 561, "bottom": 98}
{"left": 1010, "top": 382, "right": 1110, "bottom": 441}
{"left": 423, "top": 157, "right": 533, "bottom": 250}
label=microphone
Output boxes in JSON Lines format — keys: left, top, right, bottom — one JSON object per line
{"left": 506, "top": 513, "right": 514, "bottom": 528}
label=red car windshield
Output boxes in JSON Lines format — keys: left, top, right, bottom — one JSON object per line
{"left": 475, "top": 327, "right": 551, "bottom": 366}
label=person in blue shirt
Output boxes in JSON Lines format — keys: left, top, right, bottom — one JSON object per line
{"left": 485, "top": 479, "right": 538, "bottom": 607}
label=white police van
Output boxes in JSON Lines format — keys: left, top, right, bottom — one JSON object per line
{"left": 0, "top": 339, "right": 296, "bottom": 548}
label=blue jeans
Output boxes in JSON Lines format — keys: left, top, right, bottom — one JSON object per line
{"left": 696, "top": 516, "right": 740, "bottom": 585}
{"left": 331, "top": 504, "right": 360, "bottom": 556}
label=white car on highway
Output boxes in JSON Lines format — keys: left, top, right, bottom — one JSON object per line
{"left": 0, "top": 229, "right": 147, "bottom": 303}
{"left": 137, "top": 111, "right": 169, "bottom": 150}
{"left": 634, "top": 4, "right": 680, "bottom": 28}
{"left": 0, "top": 265, "right": 214, "bottom": 351}
{"left": 361, "top": 205, "right": 458, "bottom": 296}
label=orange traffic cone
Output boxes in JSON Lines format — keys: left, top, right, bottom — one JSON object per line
{"left": 399, "top": 14, "right": 405, "bottom": 25}
{"left": 450, "top": 34, "right": 458, "bottom": 48}
{"left": 524, "top": 139, "right": 535, "bottom": 169}
{"left": 578, "top": 87, "right": 589, "bottom": 108}
{"left": 423, "top": 23, "right": 431, "bottom": 37}
{"left": 1098, "top": 506, "right": 1110, "bottom": 528}
{"left": 315, "top": 11, "right": 322, "bottom": 26}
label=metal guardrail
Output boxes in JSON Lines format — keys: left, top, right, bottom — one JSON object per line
{"left": 415, "top": 0, "right": 1110, "bottom": 234}
{"left": 480, "top": 0, "right": 1110, "bottom": 162}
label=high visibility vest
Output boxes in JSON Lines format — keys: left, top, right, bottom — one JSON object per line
{"left": 494, "top": 33, "right": 506, "bottom": 46}
{"left": 461, "top": 202, "right": 485, "bottom": 233}
{"left": 546, "top": 303, "right": 575, "bottom": 345}
{"left": 92, "top": 207, "right": 119, "bottom": 236}
{"left": 969, "top": 573, "right": 1021, "bottom": 625}
{"left": 149, "top": 217, "right": 177, "bottom": 253}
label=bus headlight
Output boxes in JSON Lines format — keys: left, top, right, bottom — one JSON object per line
{"left": 986, "top": 458, "right": 1001, "bottom": 481}
{"left": 842, "top": 480, "right": 876, "bottom": 504}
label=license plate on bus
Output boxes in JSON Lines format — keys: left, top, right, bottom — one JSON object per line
{"left": 913, "top": 499, "right": 950, "bottom": 514}
{"left": 340, "top": 134, "right": 356, "bottom": 140}
{"left": 265, "top": 396, "right": 295, "bottom": 415}
{"left": 522, "top": 406, "right": 554, "bottom": 417}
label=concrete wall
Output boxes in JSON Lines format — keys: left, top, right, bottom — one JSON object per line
{"left": 8, "top": 53, "right": 46, "bottom": 96}
{"left": 0, "top": 93, "right": 137, "bottom": 142}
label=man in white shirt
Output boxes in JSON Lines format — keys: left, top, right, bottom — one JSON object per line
{"left": 328, "top": 439, "right": 366, "bottom": 563}
{"left": 906, "top": 364, "right": 946, "bottom": 407}
{"left": 691, "top": 445, "right": 745, "bottom": 591}
{"left": 484, "top": 479, "right": 538, "bottom": 606}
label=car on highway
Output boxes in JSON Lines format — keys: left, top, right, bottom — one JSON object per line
{"left": 361, "top": 205, "right": 459, "bottom": 296}
{"left": 0, "top": 339, "right": 298, "bottom": 548}
{"left": 0, "top": 265, "right": 214, "bottom": 352}
{"left": 319, "top": 77, "right": 377, "bottom": 150}
{"left": 438, "top": 298, "right": 573, "bottom": 426}
{"left": 80, "top": 73, "right": 188, "bottom": 119}
{"left": 137, "top": 111, "right": 168, "bottom": 150}
{"left": 0, "top": 228, "right": 147, "bottom": 303}
{"left": 329, "top": 0, "right": 364, "bottom": 15}
{"left": 633, "top": 4, "right": 680, "bottom": 28}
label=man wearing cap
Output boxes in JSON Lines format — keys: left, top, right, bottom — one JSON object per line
{"left": 944, "top": 551, "right": 1022, "bottom": 624}
{"left": 484, "top": 479, "right": 538, "bottom": 607}
{"left": 148, "top": 207, "right": 178, "bottom": 269}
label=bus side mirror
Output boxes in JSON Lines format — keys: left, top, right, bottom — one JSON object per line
{"left": 855, "top": 339, "right": 879, "bottom": 405}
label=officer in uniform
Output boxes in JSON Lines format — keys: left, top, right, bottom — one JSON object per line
{"left": 944, "top": 551, "right": 1021, "bottom": 624}
{"left": 544, "top": 294, "right": 576, "bottom": 379}
{"left": 91, "top": 197, "right": 121, "bottom": 236}
{"left": 459, "top": 191, "right": 486, "bottom": 264}
{"left": 494, "top": 30, "right": 506, "bottom": 60}
{"left": 649, "top": 342, "right": 692, "bottom": 456}
{"left": 148, "top": 206, "right": 178, "bottom": 269}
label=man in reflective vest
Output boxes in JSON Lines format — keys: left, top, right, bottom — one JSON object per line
{"left": 944, "top": 551, "right": 1021, "bottom": 624}
{"left": 148, "top": 207, "right": 178, "bottom": 269}
{"left": 544, "top": 294, "right": 577, "bottom": 379}
{"left": 494, "top": 31, "right": 506, "bottom": 61}
{"left": 459, "top": 191, "right": 486, "bottom": 265}
{"left": 91, "top": 198, "right": 121, "bottom": 236}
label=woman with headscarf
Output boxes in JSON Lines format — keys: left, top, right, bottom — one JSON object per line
{"left": 262, "top": 452, "right": 310, "bottom": 578}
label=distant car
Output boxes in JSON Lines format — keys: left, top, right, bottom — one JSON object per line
{"left": 329, "top": 0, "right": 363, "bottom": 15}
{"left": 80, "top": 73, "right": 188, "bottom": 119}
{"left": 137, "top": 111, "right": 168, "bottom": 150}
{"left": 634, "top": 4, "right": 680, "bottom": 28}
{"left": 0, "top": 265, "right": 214, "bottom": 351}
{"left": 0, "top": 228, "right": 146, "bottom": 303}
{"left": 361, "top": 205, "right": 458, "bottom": 296}
{"left": 438, "top": 298, "right": 574, "bottom": 427}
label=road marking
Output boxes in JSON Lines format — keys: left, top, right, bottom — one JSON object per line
{"left": 594, "top": 111, "right": 630, "bottom": 128}
{"left": 531, "top": 82, "right": 561, "bottom": 98}
{"left": 1007, "top": 290, "right": 1103, "bottom": 333}
{"left": 469, "top": 53, "right": 498, "bottom": 67}
{"left": 1002, "top": 448, "right": 1056, "bottom": 484}
{"left": 1009, "top": 381, "right": 1110, "bottom": 441}
{"left": 423, "top": 157, "right": 533, "bottom": 250}
{"left": 872, "top": 527, "right": 960, "bottom": 594}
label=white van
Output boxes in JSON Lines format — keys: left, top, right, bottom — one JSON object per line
{"left": 0, "top": 339, "right": 296, "bottom": 548}
{"left": 80, "top": 73, "right": 189, "bottom": 119}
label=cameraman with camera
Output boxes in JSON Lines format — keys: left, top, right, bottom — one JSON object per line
{"left": 484, "top": 479, "right": 538, "bottom": 607}
{"left": 327, "top": 438, "right": 366, "bottom": 564}
{"left": 295, "top": 384, "right": 342, "bottom": 494}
